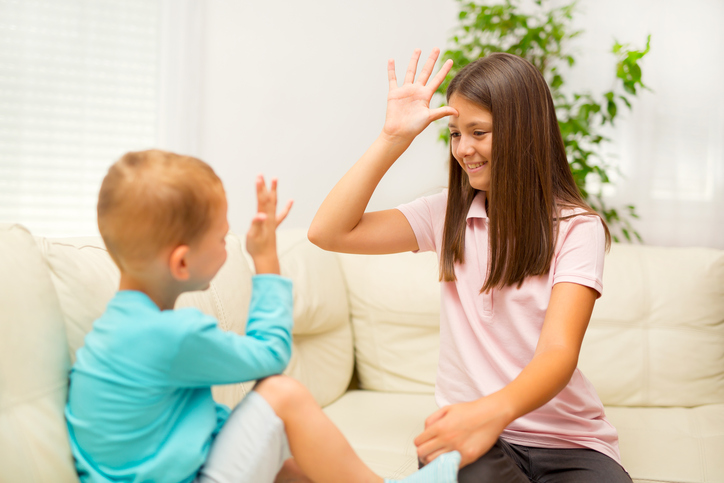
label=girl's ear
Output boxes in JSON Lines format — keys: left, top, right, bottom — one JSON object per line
{"left": 168, "top": 245, "right": 191, "bottom": 281}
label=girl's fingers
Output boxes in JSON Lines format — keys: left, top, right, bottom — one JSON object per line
{"left": 416, "top": 437, "right": 448, "bottom": 465}
{"left": 428, "top": 59, "right": 454, "bottom": 92}
{"left": 424, "top": 448, "right": 450, "bottom": 465}
{"left": 403, "top": 49, "right": 422, "bottom": 85}
{"left": 416, "top": 48, "right": 440, "bottom": 85}
{"left": 276, "top": 200, "right": 294, "bottom": 227}
{"left": 414, "top": 420, "right": 439, "bottom": 447}
{"left": 387, "top": 59, "right": 397, "bottom": 90}
{"left": 424, "top": 407, "right": 447, "bottom": 429}
{"left": 428, "top": 106, "right": 459, "bottom": 123}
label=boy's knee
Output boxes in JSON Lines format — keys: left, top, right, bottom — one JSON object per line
{"left": 254, "top": 375, "right": 314, "bottom": 417}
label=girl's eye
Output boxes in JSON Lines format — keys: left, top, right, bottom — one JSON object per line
{"left": 474, "top": 131, "right": 487, "bottom": 136}
{"left": 449, "top": 132, "right": 460, "bottom": 138}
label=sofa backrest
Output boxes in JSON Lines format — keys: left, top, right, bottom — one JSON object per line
{"left": 338, "top": 250, "right": 440, "bottom": 393}
{"left": 0, "top": 224, "right": 352, "bottom": 483}
{"left": 338, "top": 243, "right": 724, "bottom": 408}
{"left": 580, "top": 244, "right": 724, "bottom": 407}
{"left": 0, "top": 224, "right": 78, "bottom": 483}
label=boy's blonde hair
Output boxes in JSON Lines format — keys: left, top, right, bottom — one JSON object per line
{"left": 98, "top": 149, "right": 225, "bottom": 272}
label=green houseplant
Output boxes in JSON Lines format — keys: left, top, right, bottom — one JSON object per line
{"left": 437, "top": 0, "right": 651, "bottom": 242}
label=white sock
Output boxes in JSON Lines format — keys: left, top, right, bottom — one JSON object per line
{"left": 384, "top": 451, "right": 460, "bottom": 483}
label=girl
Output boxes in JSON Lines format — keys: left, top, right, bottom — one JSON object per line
{"left": 308, "top": 49, "right": 632, "bottom": 483}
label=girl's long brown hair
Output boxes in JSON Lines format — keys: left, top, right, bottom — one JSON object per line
{"left": 440, "top": 53, "right": 610, "bottom": 292}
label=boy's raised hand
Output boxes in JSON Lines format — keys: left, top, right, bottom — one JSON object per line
{"left": 382, "top": 48, "right": 458, "bottom": 142}
{"left": 246, "top": 175, "right": 293, "bottom": 275}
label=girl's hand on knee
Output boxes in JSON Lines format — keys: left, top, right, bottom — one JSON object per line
{"left": 382, "top": 48, "right": 458, "bottom": 142}
{"left": 413, "top": 398, "right": 510, "bottom": 468}
{"left": 246, "top": 175, "right": 293, "bottom": 274}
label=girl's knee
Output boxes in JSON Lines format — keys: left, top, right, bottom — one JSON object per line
{"left": 458, "top": 441, "right": 529, "bottom": 483}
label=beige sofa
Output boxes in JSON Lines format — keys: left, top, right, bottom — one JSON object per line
{"left": 1, "top": 223, "right": 723, "bottom": 483}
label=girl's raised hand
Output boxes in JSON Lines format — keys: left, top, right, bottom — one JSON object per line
{"left": 382, "top": 48, "right": 458, "bottom": 141}
{"left": 246, "top": 175, "right": 293, "bottom": 274}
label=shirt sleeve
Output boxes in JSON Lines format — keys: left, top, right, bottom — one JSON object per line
{"left": 168, "top": 274, "right": 294, "bottom": 386}
{"left": 212, "top": 403, "right": 231, "bottom": 437}
{"left": 396, "top": 190, "right": 447, "bottom": 253}
{"left": 553, "top": 214, "right": 606, "bottom": 298}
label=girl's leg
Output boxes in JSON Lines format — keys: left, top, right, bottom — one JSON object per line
{"left": 447, "top": 438, "right": 530, "bottom": 483}
{"left": 527, "top": 446, "right": 632, "bottom": 483}
{"left": 255, "top": 375, "right": 460, "bottom": 483}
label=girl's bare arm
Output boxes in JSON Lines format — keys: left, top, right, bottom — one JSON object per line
{"left": 414, "top": 282, "right": 597, "bottom": 467}
{"left": 308, "top": 49, "right": 456, "bottom": 255}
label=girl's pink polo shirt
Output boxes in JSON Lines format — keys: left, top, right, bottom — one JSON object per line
{"left": 397, "top": 190, "right": 621, "bottom": 464}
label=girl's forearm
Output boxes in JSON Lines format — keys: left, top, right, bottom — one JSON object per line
{"left": 308, "top": 132, "right": 412, "bottom": 249}
{"left": 484, "top": 348, "right": 579, "bottom": 427}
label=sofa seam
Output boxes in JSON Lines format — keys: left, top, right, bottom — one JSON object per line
{"left": 9, "top": 410, "right": 43, "bottom": 482}
{"left": 688, "top": 408, "right": 708, "bottom": 482}
{"left": 0, "top": 381, "right": 68, "bottom": 413}
{"left": 642, "top": 255, "right": 651, "bottom": 406}
{"left": 209, "top": 282, "right": 227, "bottom": 331}
{"left": 333, "top": 252, "right": 356, "bottom": 394}
{"left": 591, "top": 321, "right": 722, "bottom": 335}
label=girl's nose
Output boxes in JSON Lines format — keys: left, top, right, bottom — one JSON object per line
{"left": 455, "top": 136, "right": 475, "bottom": 158}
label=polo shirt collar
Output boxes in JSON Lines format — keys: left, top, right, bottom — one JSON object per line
{"left": 466, "top": 191, "right": 488, "bottom": 222}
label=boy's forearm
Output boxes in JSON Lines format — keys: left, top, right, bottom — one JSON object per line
{"left": 252, "top": 253, "right": 281, "bottom": 275}
{"left": 245, "top": 274, "right": 294, "bottom": 375}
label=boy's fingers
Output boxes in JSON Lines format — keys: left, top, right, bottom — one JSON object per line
{"left": 276, "top": 200, "right": 294, "bottom": 227}
{"left": 255, "top": 175, "right": 266, "bottom": 211}
{"left": 248, "top": 212, "right": 267, "bottom": 232}
{"left": 269, "top": 178, "right": 279, "bottom": 213}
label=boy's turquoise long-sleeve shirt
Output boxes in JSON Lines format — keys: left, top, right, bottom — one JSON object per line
{"left": 65, "top": 274, "right": 293, "bottom": 483}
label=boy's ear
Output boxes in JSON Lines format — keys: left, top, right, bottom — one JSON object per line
{"left": 168, "top": 245, "right": 191, "bottom": 281}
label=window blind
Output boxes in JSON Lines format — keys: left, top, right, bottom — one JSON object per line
{"left": 0, "top": 0, "right": 159, "bottom": 237}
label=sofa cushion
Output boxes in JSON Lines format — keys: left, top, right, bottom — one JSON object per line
{"left": 337, "top": 251, "right": 440, "bottom": 393}
{"left": 261, "top": 230, "right": 354, "bottom": 407}
{"left": 36, "top": 233, "right": 257, "bottom": 408}
{"left": 580, "top": 244, "right": 724, "bottom": 406}
{"left": 338, "top": 243, "right": 724, "bottom": 410}
{"left": 35, "top": 236, "right": 120, "bottom": 364}
{"left": 323, "top": 390, "right": 439, "bottom": 479}
{"left": 38, "top": 229, "right": 353, "bottom": 409}
{"left": 0, "top": 224, "right": 79, "bottom": 483}
{"left": 607, "top": 404, "right": 724, "bottom": 483}
{"left": 325, "top": 389, "right": 724, "bottom": 483}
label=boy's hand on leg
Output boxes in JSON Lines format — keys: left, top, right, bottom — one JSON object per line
{"left": 246, "top": 175, "right": 293, "bottom": 275}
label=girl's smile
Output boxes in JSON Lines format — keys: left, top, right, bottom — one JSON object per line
{"left": 448, "top": 94, "right": 493, "bottom": 191}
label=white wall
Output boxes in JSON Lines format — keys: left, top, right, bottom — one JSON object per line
{"left": 563, "top": 0, "right": 724, "bottom": 248}
{"left": 197, "top": 0, "right": 458, "bottom": 235}
{"left": 195, "top": 0, "right": 724, "bottom": 249}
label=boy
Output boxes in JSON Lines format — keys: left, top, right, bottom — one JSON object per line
{"left": 66, "top": 149, "right": 460, "bottom": 483}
